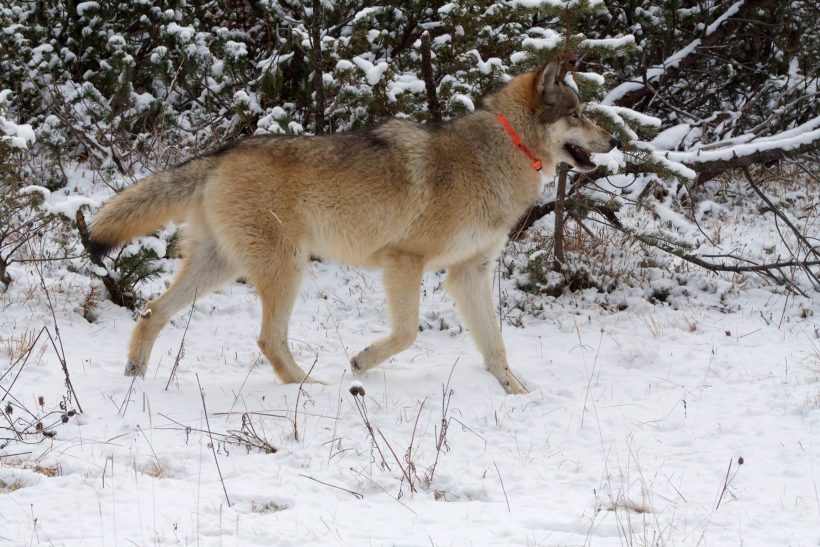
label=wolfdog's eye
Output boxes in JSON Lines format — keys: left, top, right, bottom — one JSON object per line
{"left": 571, "top": 111, "right": 581, "bottom": 119}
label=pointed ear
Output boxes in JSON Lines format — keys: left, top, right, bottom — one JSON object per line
{"left": 536, "top": 62, "right": 559, "bottom": 99}
{"left": 558, "top": 58, "right": 576, "bottom": 80}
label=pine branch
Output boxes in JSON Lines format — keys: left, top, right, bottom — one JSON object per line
{"left": 610, "top": 0, "right": 766, "bottom": 109}
{"left": 75, "top": 209, "right": 137, "bottom": 309}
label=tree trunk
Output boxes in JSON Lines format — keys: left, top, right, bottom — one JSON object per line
{"left": 310, "top": 0, "right": 325, "bottom": 135}
{"left": 553, "top": 164, "right": 569, "bottom": 272}
{"left": 0, "top": 258, "right": 10, "bottom": 287}
{"left": 420, "top": 31, "right": 441, "bottom": 122}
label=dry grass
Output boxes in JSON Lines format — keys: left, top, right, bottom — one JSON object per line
{"left": 606, "top": 497, "right": 652, "bottom": 515}
{"left": 0, "top": 462, "right": 58, "bottom": 493}
{"left": 0, "top": 477, "right": 27, "bottom": 493}
{"left": 804, "top": 334, "right": 820, "bottom": 373}
{"left": 136, "top": 459, "right": 166, "bottom": 479}
{"left": 251, "top": 500, "right": 288, "bottom": 513}
{"left": 2, "top": 328, "right": 46, "bottom": 366}
{"left": 28, "top": 464, "right": 59, "bottom": 477}
{"left": 2, "top": 461, "right": 60, "bottom": 477}
{"left": 632, "top": 308, "right": 665, "bottom": 338}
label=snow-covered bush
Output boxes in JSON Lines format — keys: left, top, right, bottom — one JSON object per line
{"left": 0, "top": 89, "right": 34, "bottom": 162}
{"left": 1, "top": 89, "right": 42, "bottom": 287}
{"left": 0, "top": 0, "right": 816, "bottom": 302}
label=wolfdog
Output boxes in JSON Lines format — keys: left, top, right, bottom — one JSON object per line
{"left": 89, "top": 62, "right": 617, "bottom": 394}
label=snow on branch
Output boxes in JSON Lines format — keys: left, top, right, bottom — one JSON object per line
{"left": 661, "top": 118, "right": 820, "bottom": 183}
{"left": 665, "top": 126, "right": 820, "bottom": 165}
{"left": 579, "top": 35, "right": 635, "bottom": 51}
{"left": 0, "top": 90, "right": 35, "bottom": 150}
{"left": 604, "top": 0, "right": 762, "bottom": 107}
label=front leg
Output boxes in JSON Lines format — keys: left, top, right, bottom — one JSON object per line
{"left": 351, "top": 254, "right": 424, "bottom": 372}
{"left": 445, "top": 253, "right": 528, "bottom": 394}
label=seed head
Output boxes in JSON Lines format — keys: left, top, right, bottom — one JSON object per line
{"left": 348, "top": 381, "right": 366, "bottom": 397}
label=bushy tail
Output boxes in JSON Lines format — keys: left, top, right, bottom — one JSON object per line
{"left": 87, "top": 163, "right": 204, "bottom": 258}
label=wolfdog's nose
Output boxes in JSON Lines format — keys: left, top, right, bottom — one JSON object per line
{"left": 609, "top": 137, "right": 621, "bottom": 149}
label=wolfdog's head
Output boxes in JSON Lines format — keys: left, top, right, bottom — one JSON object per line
{"left": 486, "top": 62, "right": 619, "bottom": 173}
{"left": 532, "top": 62, "right": 619, "bottom": 172}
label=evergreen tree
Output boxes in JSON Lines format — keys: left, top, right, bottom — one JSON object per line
{"left": 1, "top": 0, "right": 815, "bottom": 302}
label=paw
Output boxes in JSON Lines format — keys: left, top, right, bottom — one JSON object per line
{"left": 491, "top": 367, "right": 528, "bottom": 395}
{"left": 299, "top": 375, "right": 328, "bottom": 386}
{"left": 124, "top": 361, "right": 146, "bottom": 377}
{"left": 350, "top": 346, "right": 372, "bottom": 374}
{"left": 503, "top": 375, "right": 529, "bottom": 395}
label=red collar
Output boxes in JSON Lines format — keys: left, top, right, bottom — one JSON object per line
{"left": 496, "top": 113, "right": 542, "bottom": 171}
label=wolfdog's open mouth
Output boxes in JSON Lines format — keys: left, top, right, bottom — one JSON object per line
{"left": 564, "top": 143, "right": 595, "bottom": 169}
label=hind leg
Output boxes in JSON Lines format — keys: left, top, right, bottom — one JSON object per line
{"left": 248, "top": 246, "right": 317, "bottom": 384}
{"left": 351, "top": 254, "right": 423, "bottom": 372}
{"left": 126, "top": 236, "right": 237, "bottom": 376}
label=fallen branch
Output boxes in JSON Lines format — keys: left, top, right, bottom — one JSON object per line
{"left": 680, "top": 132, "right": 820, "bottom": 185}
{"left": 613, "top": 226, "right": 817, "bottom": 296}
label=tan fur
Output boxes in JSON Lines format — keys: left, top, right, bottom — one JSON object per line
{"left": 88, "top": 62, "right": 616, "bottom": 394}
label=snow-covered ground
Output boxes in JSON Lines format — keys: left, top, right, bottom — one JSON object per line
{"left": 1, "top": 175, "right": 819, "bottom": 546}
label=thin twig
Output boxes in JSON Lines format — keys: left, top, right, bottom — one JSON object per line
{"left": 350, "top": 387, "right": 390, "bottom": 470}
{"left": 715, "top": 457, "right": 743, "bottom": 510}
{"left": 299, "top": 474, "right": 363, "bottom": 499}
{"left": 136, "top": 425, "right": 163, "bottom": 473}
{"left": 493, "top": 462, "right": 511, "bottom": 512}
{"left": 196, "top": 373, "right": 231, "bottom": 507}
{"left": 226, "top": 354, "right": 263, "bottom": 420}
{"left": 328, "top": 369, "right": 346, "bottom": 463}
{"left": 31, "top": 257, "right": 83, "bottom": 412}
{"left": 349, "top": 468, "right": 418, "bottom": 515}
{"left": 425, "top": 358, "right": 458, "bottom": 485}
{"left": 405, "top": 397, "right": 427, "bottom": 493}
{"left": 743, "top": 167, "right": 820, "bottom": 263}
{"left": 293, "top": 358, "right": 318, "bottom": 442}
{"left": 377, "top": 429, "right": 416, "bottom": 493}
{"left": 165, "top": 292, "right": 197, "bottom": 390}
